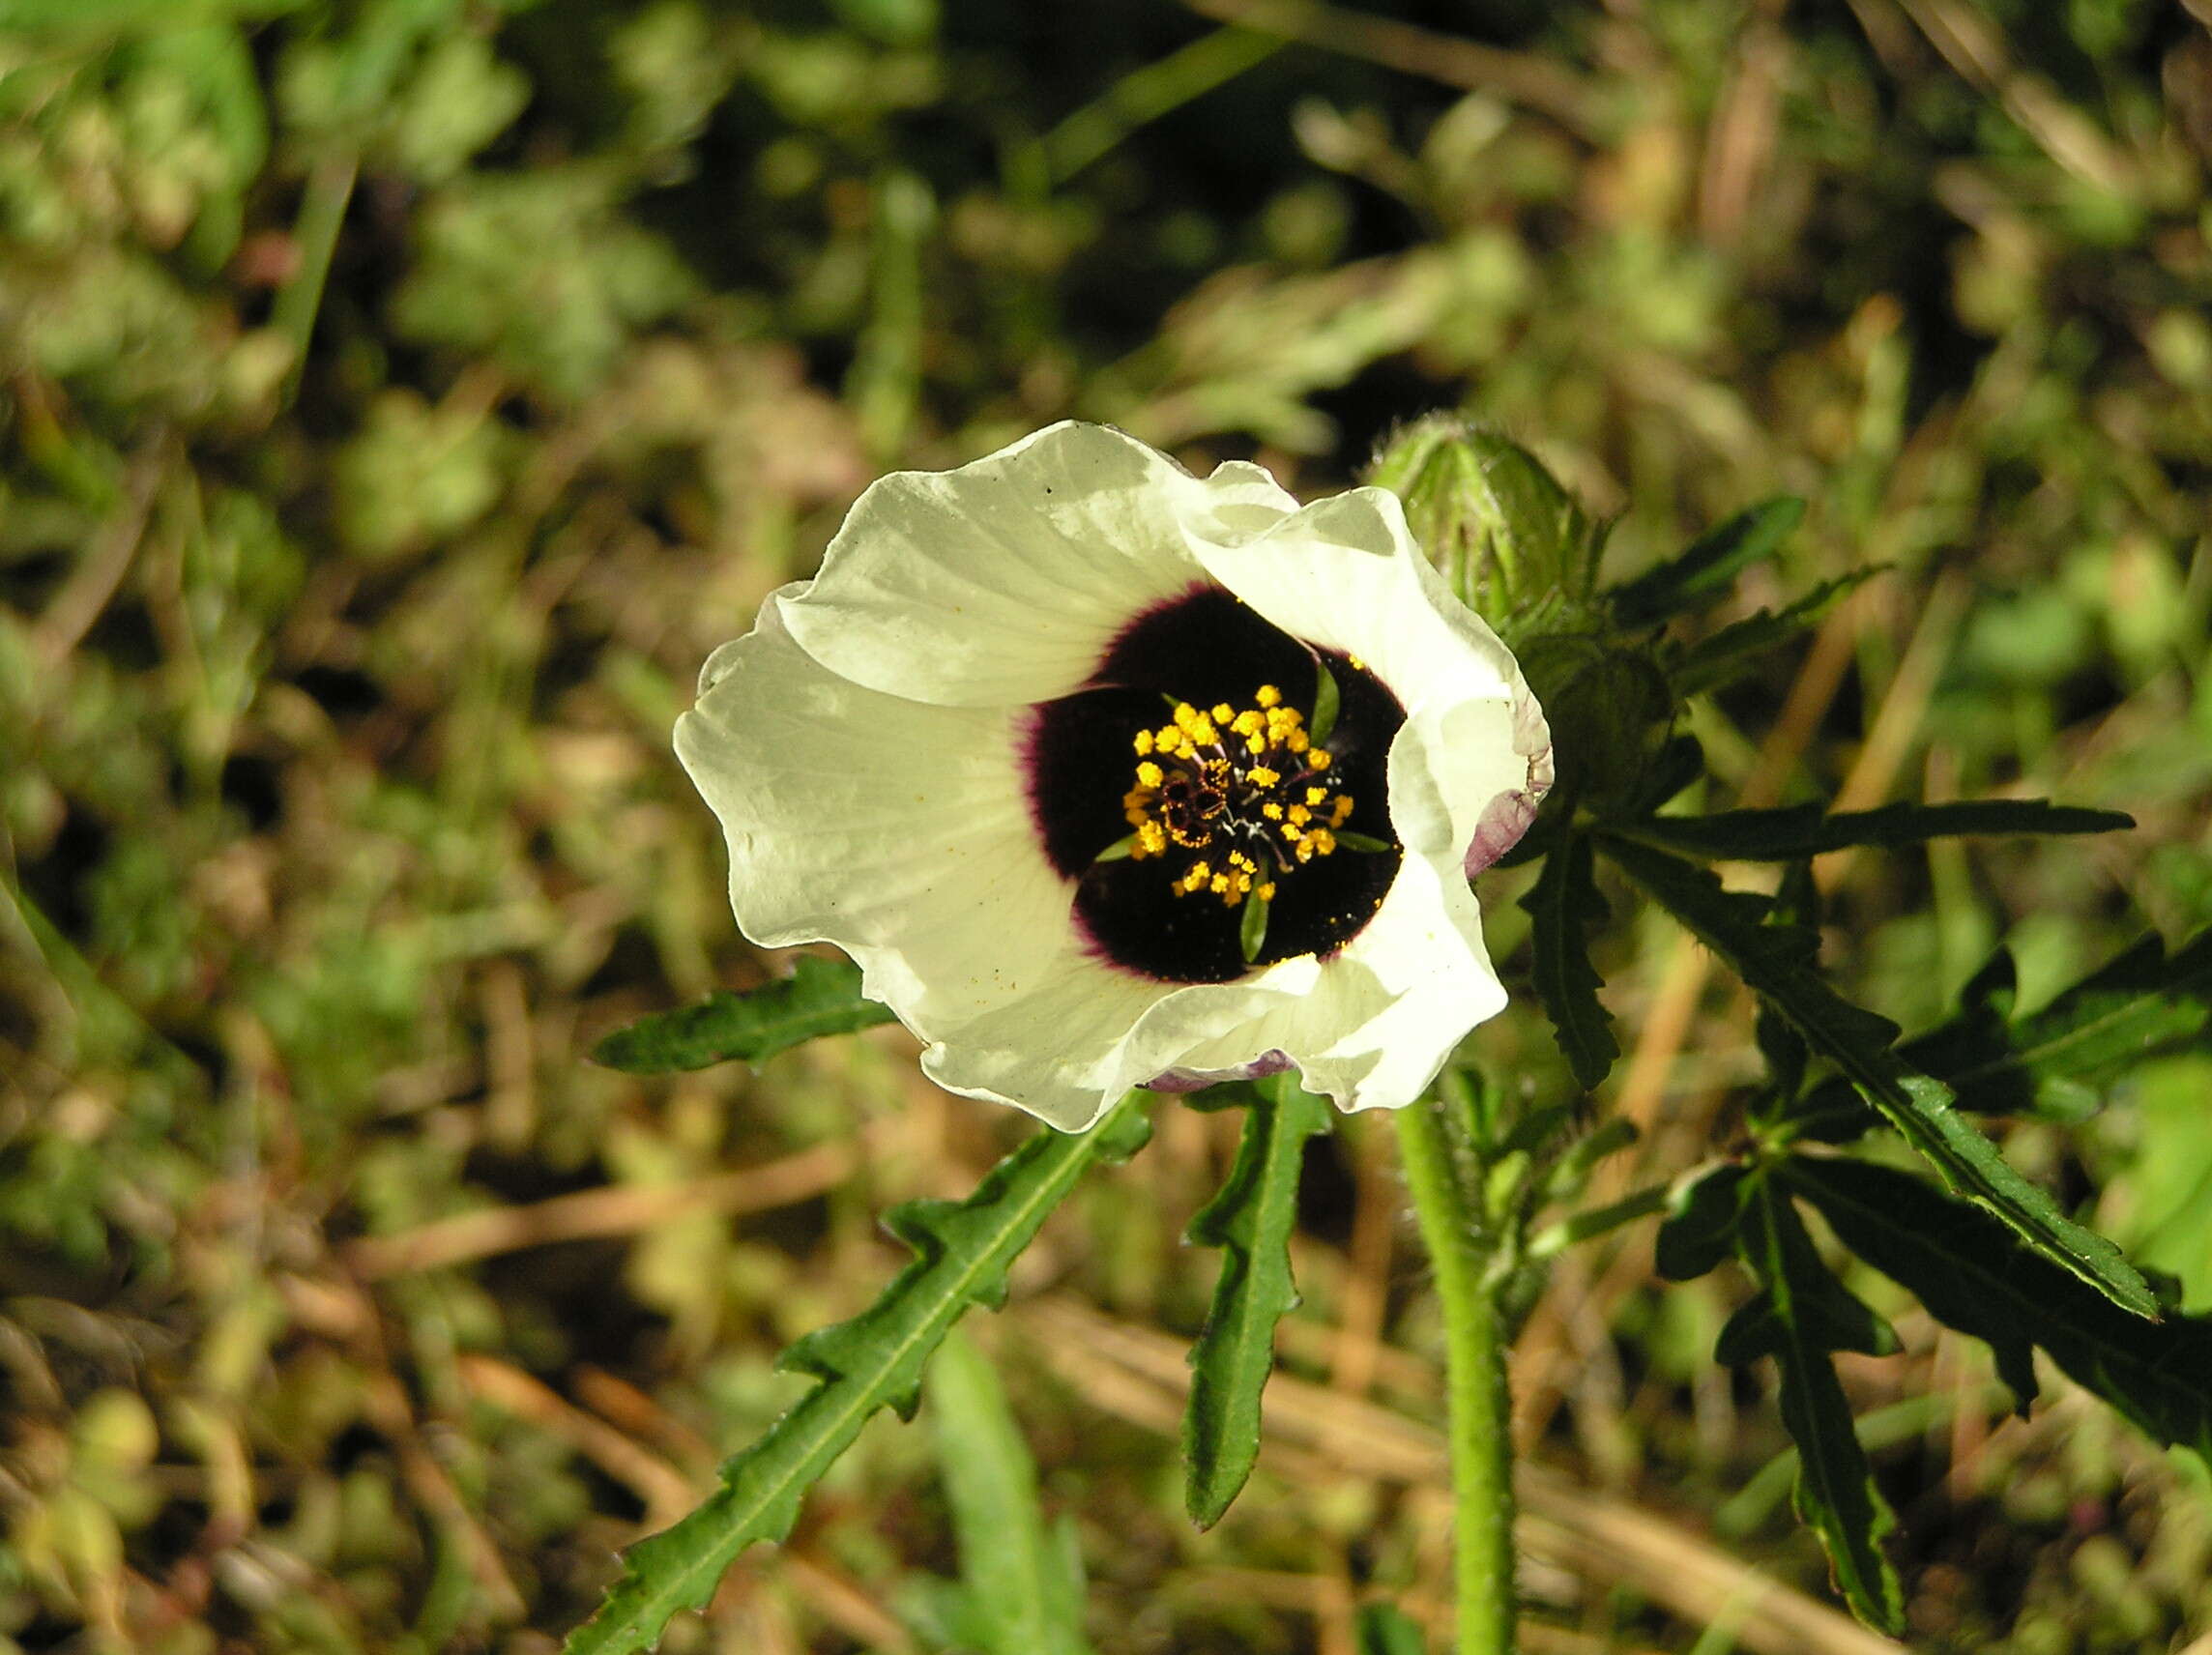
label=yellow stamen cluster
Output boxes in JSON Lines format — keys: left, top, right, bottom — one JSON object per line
{"left": 1116, "top": 683, "right": 1359, "bottom": 907}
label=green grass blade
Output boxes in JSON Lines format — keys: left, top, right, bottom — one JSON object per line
{"left": 1609, "top": 496, "right": 1805, "bottom": 628}
{"left": 591, "top": 955, "right": 897, "bottom": 1073}
{"left": 1601, "top": 834, "right": 2159, "bottom": 1320}
{"left": 1628, "top": 799, "right": 2135, "bottom": 861}
{"left": 1181, "top": 1077, "right": 1334, "bottom": 1528}
{"left": 561, "top": 1097, "right": 1151, "bottom": 1655}
{"left": 1785, "top": 1156, "right": 2212, "bottom": 1461}
{"left": 1518, "top": 833, "right": 1618, "bottom": 1091}
{"left": 929, "top": 1329, "right": 1095, "bottom": 1655}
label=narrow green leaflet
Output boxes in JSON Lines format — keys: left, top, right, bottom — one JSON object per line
{"left": 562, "top": 1097, "right": 1152, "bottom": 1655}
{"left": 591, "top": 955, "right": 896, "bottom": 1073}
{"left": 1718, "top": 1176, "right": 1904, "bottom": 1633}
{"left": 1786, "top": 1157, "right": 2212, "bottom": 1462}
{"left": 926, "top": 1330, "right": 1095, "bottom": 1655}
{"left": 1629, "top": 799, "right": 2134, "bottom": 862}
{"left": 1181, "top": 1077, "right": 1334, "bottom": 1528}
{"left": 1608, "top": 496, "right": 1806, "bottom": 628}
{"left": 1519, "top": 833, "right": 1619, "bottom": 1091}
{"left": 1601, "top": 834, "right": 2159, "bottom": 1320}
{"left": 1353, "top": 1602, "right": 1428, "bottom": 1655}
{"left": 1795, "top": 927, "right": 2212, "bottom": 1133}
{"left": 1653, "top": 1161, "right": 1750, "bottom": 1283}
{"left": 1664, "top": 567, "right": 1879, "bottom": 698}
{"left": 0, "top": 0, "right": 305, "bottom": 27}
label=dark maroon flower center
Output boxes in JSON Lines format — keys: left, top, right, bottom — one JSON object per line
{"left": 1023, "top": 585, "right": 1405, "bottom": 983}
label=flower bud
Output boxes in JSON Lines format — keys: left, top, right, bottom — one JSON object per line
{"left": 1371, "top": 418, "right": 1676, "bottom": 818}
{"left": 1366, "top": 417, "right": 1608, "bottom": 645}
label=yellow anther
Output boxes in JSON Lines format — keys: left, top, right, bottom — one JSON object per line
{"left": 1309, "top": 749, "right": 1331, "bottom": 770}
{"left": 1262, "top": 802, "right": 1284, "bottom": 821}
{"left": 1229, "top": 852, "right": 1255, "bottom": 873}
{"left": 1133, "top": 729, "right": 1153, "bottom": 757}
{"left": 1211, "top": 702, "right": 1234, "bottom": 723}
{"left": 1288, "top": 803, "right": 1312, "bottom": 826}
{"left": 1257, "top": 881, "right": 1276, "bottom": 901}
{"left": 1188, "top": 717, "right": 1217, "bottom": 744}
{"left": 1135, "top": 761, "right": 1163, "bottom": 789}
{"left": 1305, "top": 786, "right": 1329, "bottom": 805}
{"left": 1232, "top": 710, "right": 1263, "bottom": 737}
{"left": 1245, "top": 737, "right": 1266, "bottom": 756}
{"left": 1310, "top": 828, "right": 1337, "bottom": 857}
{"left": 1256, "top": 683, "right": 1282, "bottom": 708}
{"left": 1286, "top": 730, "right": 1309, "bottom": 753}
{"left": 1174, "top": 702, "right": 1201, "bottom": 729}
{"left": 1136, "top": 821, "right": 1166, "bottom": 857}
{"left": 1249, "top": 766, "right": 1280, "bottom": 788}
{"left": 1281, "top": 824, "right": 1301, "bottom": 842}
{"left": 1330, "top": 795, "right": 1354, "bottom": 827}
{"left": 1209, "top": 873, "right": 1231, "bottom": 896}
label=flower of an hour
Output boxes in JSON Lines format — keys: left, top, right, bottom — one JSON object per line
{"left": 676, "top": 421, "right": 1552, "bottom": 1132}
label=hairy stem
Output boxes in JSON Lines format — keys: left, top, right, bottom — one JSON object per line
{"left": 1394, "top": 1097, "right": 1518, "bottom": 1655}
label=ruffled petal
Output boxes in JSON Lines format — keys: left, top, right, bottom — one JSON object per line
{"left": 1193, "top": 485, "right": 1550, "bottom": 870}
{"left": 674, "top": 596, "right": 1071, "bottom": 1034}
{"left": 779, "top": 422, "right": 1299, "bottom": 708}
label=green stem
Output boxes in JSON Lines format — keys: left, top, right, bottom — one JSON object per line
{"left": 1394, "top": 1097, "right": 1517, "bottom": 1655}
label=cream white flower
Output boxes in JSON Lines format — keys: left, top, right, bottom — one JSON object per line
{"left": 676, "top": 422, "right": 1552, "bottom": 1131}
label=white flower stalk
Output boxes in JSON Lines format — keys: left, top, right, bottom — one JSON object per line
{"left": 677, "top": 422, "right": 1552, "bottom": 1131}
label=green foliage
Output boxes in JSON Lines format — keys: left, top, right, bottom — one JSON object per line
{"left": 591, "top": 955, "right": 896, "bottom": 1074}
{"left": 1180, "top": 1075, "right": 1334, "bottom": 1528}
{"left": 1604, "top": 833, "right": 2159, "bottom": 1321}
{"left": 1607, "top": 497, "right": 1805, "bottom": 629}
{"left": 1784, "top": 1157, "right": 2212, "bottom": 1459}
{"left": 1708, "top": 1176, "right": 1905, "bottom": 1633}
{"left": 1630, "top": 800, "right": 2135, "bottom": 862}
{"left": 1790, "top": 928, "right": 2212, "bottom": 1137}
{"left": 566, "top": 1097, "right": 1150, "bottom": 1655}
{"left": 1518, "top": 831, "right": 1617, "bottom": 1091}
{"left": 915, "top": 1329, "right": 1096, "bottom": 1655}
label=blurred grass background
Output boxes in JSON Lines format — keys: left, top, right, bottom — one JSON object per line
{"left": 3, "top": 0, "right": 2211, "bottom": 1649}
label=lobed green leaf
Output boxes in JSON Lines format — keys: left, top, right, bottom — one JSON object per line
{"left": 1663, "top": 566, "right": 1880, "bottom": 697}
{"left": 1608, "top": 496, "right": 1806, "bottom": 628}
{"left": 1181, "top": 1076, "right": 1334, "bottom": 1528}
{"left": 1654, "top": 1161, "right": 1750, "bottom": 1283}
{"left": 562, "top": 1097, "right": 1152, "bottom": 1655}
{"left": 591, "top": 955, "right": 897, "bottom": 1074}
{"left": 1721, "top": 1176, "right": 1905, "bottom": 1633}
{"left": 1794, "top": 927, "right": 2212, "bottom": 1135}
{"left": 1786, "top": 1156, "right": 2212, "bottom": 1462}
{"left": 1601, "top": 834, "right": 2159, "bottom": 1320}
{"left": 1627, "top": 799, "right": 2135, "bottom": 862}
{"left": 1518, "top": 834, "right": 1620, "bottom": 1091}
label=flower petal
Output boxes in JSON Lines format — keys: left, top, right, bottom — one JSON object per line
{"left": 1193, "top": 485, "right": 1551, "bottom": 866}
{"left": 674, "top": 596, "right": 1071, "bottom": 1033}
{"left": 779, "top": 422, "right": 1298, "bottom": 708}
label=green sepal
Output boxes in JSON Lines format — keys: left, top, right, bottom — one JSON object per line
{"left": 1601, "top": 834, "right": 2160, "bottom": 1321}
{"left": 1609, "top": 496, "right": 1806, "bottom": 629}
{"left": 1332, "top": 829, "right": 1397, "bottom": 854}
{"left": 1238, "top": 887, "right": 1270, "bottom": 963}
{"left": 561, "top": 1097, "right": 1151, "bottom": 1655}
{"left": 1309, "top": 657, "right": 1341, "bottom": 746}
{"left": 1180, "top": 1075, "right": 1334, "bottom": 1528}
{"left": 591, "top": 955, "right": 895, "bottom": 1073}
{"left": 1519, "top": 833, "right": 1619, "bottom": 1092}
